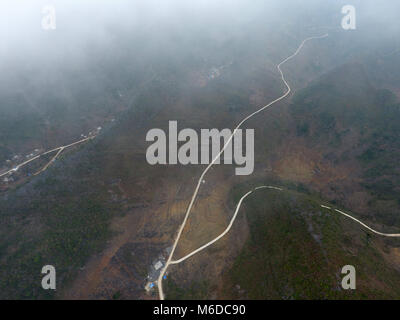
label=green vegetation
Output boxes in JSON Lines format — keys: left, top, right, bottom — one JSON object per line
{"left": 222, "top": 186, "right": 400, "bottom": 299}
{"left": 112, "top": 290, "right": 122, "bottom": 300}
{"left": 165, "top": 278, "right": 209, "bottom": 300}
{"left": 288, "top": 63, "right": 400, "bottom": 230}
{"left": 0, "top": 147, "right": 118, "bottom": 299}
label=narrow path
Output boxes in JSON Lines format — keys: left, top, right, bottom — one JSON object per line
{"left": 321, "top": 205, "right": 400, "bottom": 237}
{"left": 157, "top": 33, "right": 329, "bottom": 300}
{"left": 34, "top": 147, "right": 65, "bottom": 176}
{"left": 0, "top": 136, "right": 94, "bottom": 178}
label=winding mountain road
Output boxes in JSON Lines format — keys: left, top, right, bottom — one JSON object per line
{"left": 170, "top": 186, "right": 283, "bottom": 265}
{"left": 169, "top": 186, "right": 400, "bottom": 269}
{"left": 157, "top": 33, "right": 329, "bottom": 300}
{"left": 168, "top": 186, "right": 400, "bottom": 269}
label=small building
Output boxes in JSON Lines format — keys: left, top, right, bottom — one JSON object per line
{"left": 154, "top": 261, "right": 163, "bottom": 271}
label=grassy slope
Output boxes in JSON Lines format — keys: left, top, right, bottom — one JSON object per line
{"left": 219, "top": 185, "right": 400, "bottom": 299}
{"left": 0, "top": 75, "right": 194, "bottom": 299}
{"left": 288, "top": 62, "right": 400, "bottom": 227}
{"left": 165, "top": 56, "right": 400, "bottom": 301}
{"left": 0, "top": 141, "right": 120, "bottom": 299}
{"left": 217, "top": 64, "right": 400, "bottom": 299}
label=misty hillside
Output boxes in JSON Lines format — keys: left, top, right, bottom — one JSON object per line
{"left": 287, "top": 62, "right": 400, "bottom": 226}
{"left": 166, "top": 186, "right": 400, "bottom": 299}
{"left": 162, "top": 61, "right": 400, "bottom": 300}
{"left": 1, "top": 0, "right": 400, "bottom": 301}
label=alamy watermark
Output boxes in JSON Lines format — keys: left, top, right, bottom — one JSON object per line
{"left": 341, "top": 265, "right": 356, "bottom": 290}
{"left": 146, "top": 121, "right": 254, "bottom": 175}
{"left": 341, "top": 5, "right": 356, "bottom": 30}
{"left": 41, "top": 265, "right": 56, "bottom": 290}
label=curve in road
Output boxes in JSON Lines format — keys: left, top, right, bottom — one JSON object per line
{"left": 169, "top": 189, "right": 400, "bottom": 270}
{"left": 157, "top": 33, "right": 329, "bottom": 300}
{"left": 170, "top": 186, "right": 283, "bottom": 265}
